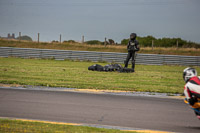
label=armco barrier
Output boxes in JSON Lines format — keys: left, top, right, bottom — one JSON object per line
{"left": 0, "top": 47, "right": 199, "bottom": 66}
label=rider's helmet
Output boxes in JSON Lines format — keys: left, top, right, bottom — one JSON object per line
{"left": 183, "top": 67, "right": 197, "bottom": 83}
{"left": 130, "top": 33, "right": 137, "bottom": 40}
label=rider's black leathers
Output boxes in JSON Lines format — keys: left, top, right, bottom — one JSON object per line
{"left": 124, "top": 33, "right": 140, "bottom": 70}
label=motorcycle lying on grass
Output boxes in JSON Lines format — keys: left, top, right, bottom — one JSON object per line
{"left": 184, "top": 97, "right": 200, "bottom": 120}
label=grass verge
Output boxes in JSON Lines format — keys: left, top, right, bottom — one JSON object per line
{"left": 1, "top": 57, "right": 198, "bottom": 94}
{"left": 0, "top": 118, "right": 138, "bottom": 133}
{"left": 0, "top": 39, "right": 200, "bottom": 56}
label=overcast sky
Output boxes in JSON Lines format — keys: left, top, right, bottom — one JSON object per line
{"left": 0, "top": 0, "right": 200, "bottom": 43}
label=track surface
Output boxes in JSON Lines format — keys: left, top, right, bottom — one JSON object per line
{"left": 0, "top": 88, "right": 200, "bottom": 133}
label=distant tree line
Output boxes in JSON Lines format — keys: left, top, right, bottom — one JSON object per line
{"left": 85, "top": 39, "right": 116, "bottom": 45}
{"left": 14, "top": 34, "right": 199, "bottom": 48}
{"left": 67, "top": 36, "right": 200, "bottom": 48}
{"left": 85, "top": 40, "right": 103, "bottom": 45}
{"left": 121, "top": 36, "right": 200, "bottom": 48}
{"left": 16, "top": 35, "right": 32, "bottom": 41}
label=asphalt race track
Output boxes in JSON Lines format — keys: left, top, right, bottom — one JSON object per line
{"left": 0, "top": 88, "right": 200, "bottom": 133}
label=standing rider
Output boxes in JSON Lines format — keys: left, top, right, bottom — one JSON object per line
{"left": 124, "top": 33, "right": 140, "bottom": 71}
{"left": 183, "top": 67, "right": 200, "bottom": 119}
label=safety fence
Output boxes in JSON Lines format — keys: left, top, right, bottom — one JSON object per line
{"left": 0, "top": 47, "right": 199, "bottom": 66}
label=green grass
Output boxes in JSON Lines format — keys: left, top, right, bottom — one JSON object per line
{"left": 0, "top": 118, "right": 137, "bottom": 133}
{"left": 0, "top": 57, "right": 199, "bottom": 94}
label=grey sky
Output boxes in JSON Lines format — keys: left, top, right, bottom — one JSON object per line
{"left": 0, "top": 0, "right": 200, "bottom": 43}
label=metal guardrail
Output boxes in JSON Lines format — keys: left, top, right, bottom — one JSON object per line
{"left": 0, "top": 47, "right": 199, "bottom": 66}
